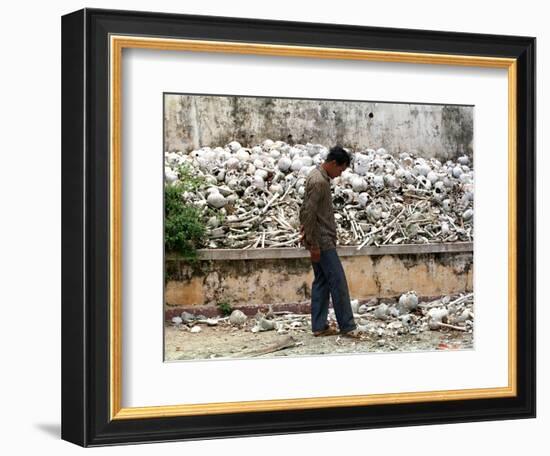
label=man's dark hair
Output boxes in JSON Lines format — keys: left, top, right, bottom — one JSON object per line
{"left": 326, "top": 145, "right": 351, "bottom": 166}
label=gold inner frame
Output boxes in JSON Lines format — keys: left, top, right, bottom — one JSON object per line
{"left": 109, "top": 35, "right": 517, "bottom": 420}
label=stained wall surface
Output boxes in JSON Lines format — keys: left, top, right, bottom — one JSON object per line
{"left": 164, "top": 250, "right": 473, "bottom": 311}
{"left": 164, "top": 94, "right": 473, "bottom": 161}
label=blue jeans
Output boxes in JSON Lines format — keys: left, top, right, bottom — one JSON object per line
{"left": 310, "top": 248, "right": 357, "bottom": 333}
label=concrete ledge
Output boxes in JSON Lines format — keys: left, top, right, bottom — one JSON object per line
{"left": 166, "top": 242, "right": 473, "bottom": 261}
{"left": 165, "top": 246, "right": 473, "bottom": 307}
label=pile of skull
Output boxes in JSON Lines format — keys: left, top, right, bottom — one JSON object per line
{"left": 165, "top": 139, "right": 473, "bottom": 249}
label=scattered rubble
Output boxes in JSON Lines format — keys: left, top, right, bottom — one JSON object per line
{"left": 230, "top": 335, "right": 299, "bottom": 358}
{"left": 167, "top": 291, "right": 474, "bottom": 359}
{"left": 165, "top": 140, "right": 474, "bottom": 249}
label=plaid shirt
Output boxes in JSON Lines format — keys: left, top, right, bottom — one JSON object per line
{"left": 299, "top": 165, "right": 337, "bottom": 250}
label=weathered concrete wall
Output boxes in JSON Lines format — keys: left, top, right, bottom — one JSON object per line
{"left": 164, "top": 94, "right": 473, "bottom": 161}
{"left": 164, "top": 249, "right": 473, "bottom": 309}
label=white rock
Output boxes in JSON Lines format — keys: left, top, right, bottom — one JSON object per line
{"left": 252, "top": 175, "right": 265, "bottom": 188}
{"left": 351, "top": 176, "right": 367, "bottom": 192}
{"left": 357, "top": 192, "right": 369, "bottom": 207}
{"left": 395, "top": 168, "right": 406, "bottom": 179}
{"left": 215, "top": 169, "right": 226, "bottom": 182}
{"left": 228, "top": 141, "right": 242, "bottom": 152}
{"left": 277, "top": 157, "right": 292, "bottom": 172}
{"left": 374, "top": 303, "right": 389, "bottom": 320}
{"left": 263, "top": 139, "right": 274, "bottom": 149}
{"left": 387, "top": 321, "right": 403, "bottom": 331}
{"left": 455, "top": 309, "right": 471, "bottom": 323}
{"left": 388, "top": 306, "right": 400, "bottom": 318}
{"left": 428, "top": 308, "right": 449, "bottom": 323}
{"left": 301, "top": 156, "right": 313, "bottom": 167}
{"left": 353, "top": 153, "right": 370, "bottom": 175}
{"left": 207, "top": 216, "right": 220, "bottom": 228}
{"left": 457, "top": 155, "right": 470, "bottom": 165}
{"left": 404, "top": 171, "right": 416, "bottom": 185}
{"left": 452, "top": 166, "right": 463, "bottom": 178}
{"left": 340, "top": 169, "right": 353, "bottom": 185}
{"left": 259, "top": 318, "right": 277, "bottom": 331}
{"left": 255, "top": 169, "right": 268, "bottom": 180}
{"left": 216, "top": 185, "right": 233, "bottom": 196}
{"left": 165, "top": 167, "right": 178, "bottom": 184}
{"left": 462, "top": 208, "right": 474, "bottom": 221}
{"left": 226, "top": 157, "right": 240, "bottom": 170}
{"left": 207, "top": 192, "right": 227, "bottom": 208}
{"left": 399, "top": 291, "right": 419, "bottom": 312}
{"left": 427, "top": 171, "right": 439, "bottom": 183}
{"left": 229, "top": 309, "right": 247, "bottom": 326}
{"left": 235, "top": 149, "right": 250, "bottom": 162}
{"left": 384, "top": 174, "right": 397, "bottom": 187}
{"left": 358, "top": 304, "right": 369, "bottom": 314}
{"left": 415, "top": 163, "right": 430, "bottom": 177}
{"left": 291, "top": 159, "right": 304, "bottom": 172}
{"left": 372, "top": 175, "right": 385, "bottom": 190}
{"left": 203, "top": 148, "right": 217, "bottom": 161}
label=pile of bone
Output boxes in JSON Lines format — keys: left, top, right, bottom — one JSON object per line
{"left": 171, "top": 291, "right": 474, "bottom": 340}
{"left": 164, "top": 139, "right": 473, "bottom": 249}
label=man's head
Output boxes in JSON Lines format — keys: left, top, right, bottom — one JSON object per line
{"left": 322, "top": 145, "right": 351, "bottom": 178}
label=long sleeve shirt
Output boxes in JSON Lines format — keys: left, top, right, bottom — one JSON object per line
{"left": 299, "top": 165, "right": 337, "bottom": 251}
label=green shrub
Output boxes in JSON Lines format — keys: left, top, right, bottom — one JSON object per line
{"left": 165, "top": 183, "right": 206, "bottom": 260}
{"left": 217, "top": 300, "right": 232, "bottom": 316}
{"left": 177, "top": 162, "right": 205, "bottom": 192}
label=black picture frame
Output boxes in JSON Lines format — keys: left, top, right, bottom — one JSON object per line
{"left": 61, "top": 7, "right": 536, "bottom": 447}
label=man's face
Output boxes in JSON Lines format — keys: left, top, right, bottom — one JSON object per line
{"left": 329, "top": 162, "right": 348, "bottom": 178}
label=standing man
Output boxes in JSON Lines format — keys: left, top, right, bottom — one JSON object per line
{"left": 299, "top": 146, "right": 363, "bottom": 339}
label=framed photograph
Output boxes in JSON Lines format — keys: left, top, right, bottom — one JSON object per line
{"left": 61, "top": 8, "right": 536, "bottom": 447}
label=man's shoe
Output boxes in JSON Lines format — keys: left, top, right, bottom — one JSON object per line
{"left": 313, "top": 327, "right": 339, "bottom": 337}
{"left": 340, "top": 327, "right": 365, "bottom": 339}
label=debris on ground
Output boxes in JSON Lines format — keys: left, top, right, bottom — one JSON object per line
{"left": 230, "top": 335, "right": 299, "bottom": 358}
{"left": 165, "top": 291, "right": 474, "bottom": 360}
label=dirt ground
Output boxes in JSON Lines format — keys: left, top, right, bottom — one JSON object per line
{"left": 164, "top": 320, "right": 473, "bottom": 362}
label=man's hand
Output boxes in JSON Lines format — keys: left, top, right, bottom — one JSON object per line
{"left": 301, "top": 224, "right": 320, "bottom": 261}
{"left": 309, "top": 247, "right": 321, "bottom": 263}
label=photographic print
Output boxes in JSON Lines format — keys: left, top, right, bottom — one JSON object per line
{"left": 62, "top": 10, "right": 535, "bottom": 445}
{"left": 163, "top": 93, "right": 474, "bottom": 361}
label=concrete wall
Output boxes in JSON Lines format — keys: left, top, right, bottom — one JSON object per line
{"left": 164, "top": 244, "right": 473, "bottom": 311}
{"left": 164, "top": 94, "right": 473, "bottom": 161}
